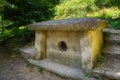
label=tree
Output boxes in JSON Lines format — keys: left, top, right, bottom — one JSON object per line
{"left": 1, "top": 0, "right": 60, "bottom": 29}
{"left": 0, "top": 0, "right": 6, "bottom": 34}
{"left": 0, "top": 0, "right": 6, "bottom": 15}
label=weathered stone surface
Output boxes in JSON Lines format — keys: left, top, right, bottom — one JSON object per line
{"left": 28, "top": 18, "right": 108, "bottom": 31}
{"left": 89, "top": 30, "right": 104, "bottom": 69}
{"left": 20, "top": 46, "right": 35, "bottom": 59}
{"left": 34, "top": 31, "right": 46, "bottom": 60}
{"left": 103, "top": 28, "right": 120, "bottom": 56}
{"left": 28, "top": 59, "right": 96, "bottom": 80}
{"left": 103, "top": 28, "right": 120, "bottom": 34}
{"left": 79, "top": 32, "right": 92, "bottom": 71}
{"left": 79, "top": 30, "right": 104, "bottom": 72}
{"left": 93, "top": 69, "right": 120, "bottom": 80}
{"left": 94, "top": 28, "right": 120, "bottom": 80}
{"left": 27, "top": 18, "right": 108, "bottom": 75}
{"left": 46, "top": 31, "right": 81, "bottom": 68}
{"left": 103, "top": 28, "right": 120, "bottom": 45}
{"left": 93, "top": 56, "right": 120, "bottom": 80}
{"left": 103, "top": 45, "right": 120, "bottom": 55}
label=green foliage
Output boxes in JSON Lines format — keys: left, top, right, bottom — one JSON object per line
{"left": 0, "top": 0, "right": 60, "bottom": 41}
{"left": 56, "top": 0, "right": 120, "bottom": 29}
{"left": 38, "top": 67, "right": 44, "bottom": 73}
{"left": 55, "top": 0, "right": 120, "bottom": 20}
{"left": 0, "top": 0, "right": 6, "bottom": 14}
{"left": 85, "top": 73, "right": 93, "bottom": 78}
{"left": 55, "top": 0, "right": 98, "bottom": 19}
{"left": 88, "top": 7, "right": 120, "bottom": 19}
{"left": 0, "top": 30, "right": 12, "bottom": 40}
{"left": 109, "top": 19, "right": 120, "bottom": 29}
{"left": 94, "top": 0, "right": 120, "bottom": 29}
{"left": 96, "top": 54, "right": 104, "bottom": 70}
{"left": 1, "top": 0, "right": 59, "bottom": 27}
{"left": 95, "top": 0, "right": 120, "bottom": 9}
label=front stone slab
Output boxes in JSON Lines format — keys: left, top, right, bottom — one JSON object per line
{"left": 28, "top": 59, "right": 96, "bottom": 80}
{"left": 46, "top": 31, "right": 81, "bottom": 68}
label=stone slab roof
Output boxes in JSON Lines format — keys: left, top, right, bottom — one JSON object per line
{"left": 28, "top": 18, "right": 108, "bottom": 31}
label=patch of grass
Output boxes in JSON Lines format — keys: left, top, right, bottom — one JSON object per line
{"left": 38, "top": 67, "right": 44, "bottom": 73}
{"left": 96, "top": 54, "right": 104, "bottom": 70}
{"left": 85, "top": 73, "right": 93, "bottom": 78}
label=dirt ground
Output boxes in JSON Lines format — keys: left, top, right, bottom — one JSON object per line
{"left": 0, "top": 39, "right": 70, "bottom": 80}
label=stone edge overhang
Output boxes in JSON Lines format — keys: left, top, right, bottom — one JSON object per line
{"left": 27, "top": 18, "right": 108, "bottom": 31}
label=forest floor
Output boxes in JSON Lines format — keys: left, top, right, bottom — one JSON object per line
{"left": 0, "top": 38, "right": 69, "bottom": 80}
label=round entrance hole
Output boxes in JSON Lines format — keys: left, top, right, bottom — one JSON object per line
{"left": 58, "top": 41, "right": 67, "bottom": 51}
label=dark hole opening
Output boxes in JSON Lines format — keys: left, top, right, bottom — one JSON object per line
{"left": 58, "top": 41, "right": 67, "bottom": 51}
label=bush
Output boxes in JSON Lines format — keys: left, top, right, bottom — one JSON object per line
{"left": 1, "top": 0, "right": 60, "bottom": 29}
{"left": 87, "top": 7, "right": 120, "bottom": 20}
{"left": 109, "top": 19, "right": 120, "bottom": 29}
{"left": 55, "top": 0, "right": 98, "bottom": 19}
{"left": 55, "top": 0, "right": 120, "bottom": 29}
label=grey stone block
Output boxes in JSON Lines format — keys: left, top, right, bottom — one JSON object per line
{"left": 28, "top": 58, "right": 96, "bottom": 80}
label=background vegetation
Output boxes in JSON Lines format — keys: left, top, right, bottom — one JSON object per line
{"left": 0, "top": 0, "right": 120, "bottom": 42}
{"left": 0, "top": 0, "right": 59, "bottom": 42}
{"left": 55, "top": 0, "right": 120, "bottom": 29}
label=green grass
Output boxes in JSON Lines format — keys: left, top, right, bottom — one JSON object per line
{"left": 85, "top": 73, "right": 93, "bottom": 78}
{"left": 38, "top": 67, "right": 44, "bottom": 73}
{"left": 96, "top": 54, "right": 104, "bottom": 70}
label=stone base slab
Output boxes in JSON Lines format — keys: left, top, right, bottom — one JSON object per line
{"left": 20, "top": 46, "right": 35, "bottom": 59}
{"left": 28, "top": 58, "right": 95, "bottom": 80}
{"left": 20, "top": 46, "right": 96, "bottom": 80}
